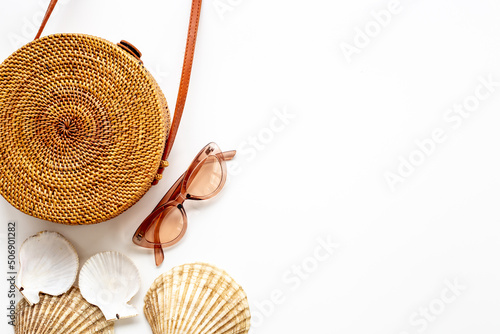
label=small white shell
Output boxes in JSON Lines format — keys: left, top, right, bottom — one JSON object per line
{"left": 79, "top": 251, "right": 140, "bottom": 321}
{"left": 16, "top": 231, "right": 79, "bottom": 305}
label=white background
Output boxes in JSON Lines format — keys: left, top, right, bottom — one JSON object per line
{"left": 1, "top": 0, "right": 500, "bottom": 333}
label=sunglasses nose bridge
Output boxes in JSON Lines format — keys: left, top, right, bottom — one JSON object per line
{"left": 172, "top": 192, "right": 187, "bottom": 205}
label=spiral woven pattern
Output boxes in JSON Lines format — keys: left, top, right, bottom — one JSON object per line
{"left": 0, "top": 34, "right": 170, "bottom": 224}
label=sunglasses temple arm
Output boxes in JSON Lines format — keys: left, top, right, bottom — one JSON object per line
{"left": 220, "top": 150, "right": 236, "bottom": 161}
{"left": 154, "top": 245, "right": 164, "bottom": 266}
{"left": 153, "top": 209, "right": 168, "bottom": 266}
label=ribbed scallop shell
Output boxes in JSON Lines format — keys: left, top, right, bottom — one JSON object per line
{"left": 79, "top": 251, "right": 140, "bottom": 321}
{"left": 15, "top": 286, "right": 114, "bottom": 334}
{"left": 144, "top": 263, "right": 251, "bottom": 334}
{"left": 17, "top": 231, "right": 79, "bottom": 305}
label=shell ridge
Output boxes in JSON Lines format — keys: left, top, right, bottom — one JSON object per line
{"left": 145, "top": 278, "right": 161, "bottom": 333}
{"left": 23, "top": 294, "right": 38, "bottom": 333}
{"left": 57, "top": 289, "right": 93, "bottom": 333}
{"left": 175, "top": 265, "right": 199, "bottom": 334}
{"left": 47, "top": 287, "right": 82, "bottom": 334}
{"left": 40, "top": 289, "right": 68, "bottom": 334}
{"left": 176, "top": 267, "right": 200, "bottom": 334}
{"left": 156, "top": 275, "right": 166, "bottom": 334}
{"left": 191, "top": 268, "right": 233, "bottom": 334}
{"left": 167, "top": 267, "right": 181, "bottom": 334}
{"left": 15, "top": 287, "right": 114, "bottom": 334}
{"left": 205, "top": 304, "right": 251, "bottom": 334}
{"left": 14, "top": 299, "right": 26, "bottom": 333}
{"left": 183, "top": 268, "right": 219, "bottom": 334}
{"left": 35, "top": 293, "right": 53, "bottom": 334}
{"left": 209, "top": 286, "right": 247, "bottom": 323}
{"left": 169, "top": 266, "right": 186, "bottom": 334}
{"left": 46, "top": 287, "right": 80, "bottom": 333}
{"left": 162, "top": 269, "right": 173, "bottom": 334}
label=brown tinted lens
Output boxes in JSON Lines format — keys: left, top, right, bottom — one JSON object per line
{"left": 144, "top": 206, "right": 184, "bottom": 244}
{"left": 186, "top": 155, "right": 223, "bottom": 197}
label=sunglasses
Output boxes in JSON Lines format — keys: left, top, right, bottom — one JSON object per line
{"left": 133, "top": 142, "right": 236, "bottom": 266}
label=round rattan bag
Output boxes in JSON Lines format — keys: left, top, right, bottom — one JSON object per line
{"left": 0, "top": 34, "right": 170, "bottom": 225}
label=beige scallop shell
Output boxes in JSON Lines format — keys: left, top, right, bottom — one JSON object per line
{"left": 144, "top": 263, "right": 251, "bottom": 334}
{"left": 15, "top": 286, "right": 114, "bottom": 334}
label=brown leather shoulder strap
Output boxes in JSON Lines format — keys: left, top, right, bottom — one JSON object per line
{"left": 35, "top": 0, "right": 203, "bottom": 186}
{"left": 35, "top": 0, "right": 58, "bottom": 40}
{"left": 154, "top": 0, "right": 202, "bottom": 184}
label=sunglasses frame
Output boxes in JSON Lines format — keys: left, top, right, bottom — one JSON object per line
{"left": 132, "top": 142, "right": 235, "bottom": 265}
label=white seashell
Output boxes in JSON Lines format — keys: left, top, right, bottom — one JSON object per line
{"left": 144, "top": 263, "right": 251, "bottom": 334}
{"left": 79, "top": 251, "right": 141, "bottom": 321}
{"left": 15, "top": 286, "right": 114, "bottom": 334}
{"left": 16, "top": 231, "right": 79, "bottom": 305}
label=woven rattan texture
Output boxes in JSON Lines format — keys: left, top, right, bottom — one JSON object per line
{"left": 0, "top": 34, "right": 170, "bottom": 225}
